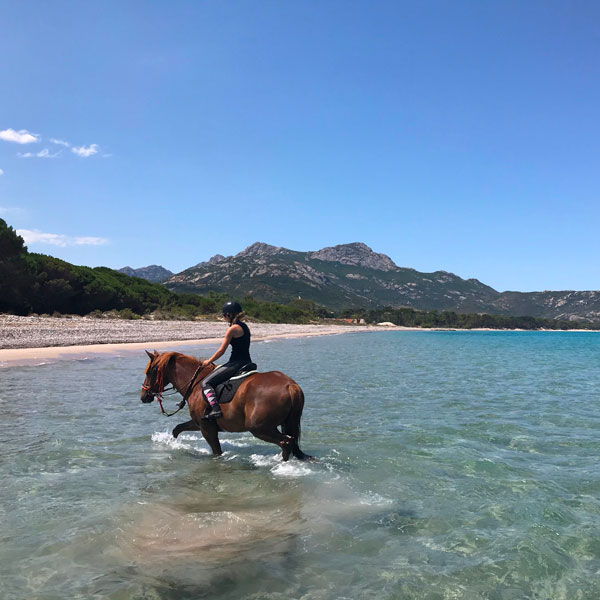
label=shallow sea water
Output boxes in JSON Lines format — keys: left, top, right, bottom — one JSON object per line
{"left": 1, "top": 331, "right": 600, "bottom": 599}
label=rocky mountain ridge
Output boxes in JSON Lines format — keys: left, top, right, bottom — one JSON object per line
{"left": 119, "top": 264, "right": 173, "bottom": 283}
{"left": 307, "top": 242, "right": 399, "bottom": 272}
{"left": 125, "top": 242, "right": 600, "bottom": 322}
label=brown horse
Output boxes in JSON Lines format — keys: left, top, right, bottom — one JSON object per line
{"left": 140, "top": 350, "right": 312, "bottom": 461}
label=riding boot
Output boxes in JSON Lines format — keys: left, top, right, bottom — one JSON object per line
{"left": 202, "top": 386, "right": 222, "bottom": 419}
{"left": 203, "top": 402, "right": 223, "bottom": 420}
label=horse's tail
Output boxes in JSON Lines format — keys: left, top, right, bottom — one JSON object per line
{"left": 282, "top": 382, "right": 312, "bottom": 461}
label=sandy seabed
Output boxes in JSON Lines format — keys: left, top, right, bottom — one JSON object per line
{"left": 0, "top": 314, "right": 406, "bottom": 367}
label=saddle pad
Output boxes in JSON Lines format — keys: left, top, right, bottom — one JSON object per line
{"left": 215, "top": 371, "right": 257, "bottom": 404}
{"left": 229, "top": 369, "right": 258, "bottom": 381}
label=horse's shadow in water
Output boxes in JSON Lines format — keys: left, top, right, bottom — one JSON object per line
{"left": 112, "top": 478, "right": 308, "bottom": 598}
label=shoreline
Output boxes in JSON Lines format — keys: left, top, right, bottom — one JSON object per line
{"left": 1, "top": 314, "right": 596, "bottom": 368}
{"left": 0, "top": 314, "right": 418, "bottom": 367}
{"left": 0, "top": 329, "right": 387, "bottom": 367}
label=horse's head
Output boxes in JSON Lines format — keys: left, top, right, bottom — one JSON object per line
{"left": 141, "top": 350, "right": 170, "bottom": 403}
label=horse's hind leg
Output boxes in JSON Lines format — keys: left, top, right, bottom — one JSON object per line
{"left": 291, "top": 441, "right": 313, "bottom": 462}
{"left": 173, "top": 420, "right": 200, "bottom": 439}
{"left": 249, "top": 426, "right": 294, "bottom": 461}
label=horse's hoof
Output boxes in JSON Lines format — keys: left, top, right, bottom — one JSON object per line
{"left": 279, "top": 436, "right": 293, "bottom": 462}
{"left": 294, "top": 452, "right": 316, "bottom": 462}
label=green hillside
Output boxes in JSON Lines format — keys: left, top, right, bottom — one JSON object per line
{"left": 0, "top": 218, "right": 173, "bottom": 315}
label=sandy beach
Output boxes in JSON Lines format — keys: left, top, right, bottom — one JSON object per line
{"left": 0, "top": 314, "right": 408, "bottom": 367}
{"left": 4, "top": 314, "right": 585, "bottom": 368}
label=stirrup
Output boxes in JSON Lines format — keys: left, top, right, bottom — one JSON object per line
{"left": 202, "top": 405, "right": 223, "bottom": 420}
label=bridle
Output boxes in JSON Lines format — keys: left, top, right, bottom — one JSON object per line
{"left": 142, "top": 361, "right": 211, "bottom": 417}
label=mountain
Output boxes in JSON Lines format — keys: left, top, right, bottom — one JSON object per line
{"left": 164, "top": 242, "right": 600, "bottom": 322}
{"left": 492, "top": 290, "right": 600, "bottom": 322}
{"left": 165, "top": 242, "right": 498, "bottom": 312}
{"left": 119, "top": 265, "right": 173, "bottom": 283}
{"left": 191, "top": 254, "right": 226, "bottom": 269}
{"left": 166, "top": 242, "right": 502, "bottom": 313}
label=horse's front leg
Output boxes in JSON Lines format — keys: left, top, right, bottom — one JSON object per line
{"left": 200, "top": 422, "right": 223, "bottom": 456}
{"left": 172, "top": 420, "right": 200, "bottom": 439}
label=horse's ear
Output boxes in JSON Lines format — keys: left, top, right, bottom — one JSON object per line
{"left": 145, "top": 350, "right": 154, "bottom": 360}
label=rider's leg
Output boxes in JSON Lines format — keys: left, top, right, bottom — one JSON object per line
{"left": 201, "top": 381, "right": 222, "bottom": 419}
{"left": 200, "top": 362, "right": 243, "bottom": 419}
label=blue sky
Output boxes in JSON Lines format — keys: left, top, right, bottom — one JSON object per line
{"left": 1, "top": 0, "right": 599, "bottom": 292}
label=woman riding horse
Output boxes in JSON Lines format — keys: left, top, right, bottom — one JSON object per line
{"left": 141, "top": 349, "right": 312, "bottom": 461}
{"left": 200, "top": 300, "right": 253, "bottom": 419}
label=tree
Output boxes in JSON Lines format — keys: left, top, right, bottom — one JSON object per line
{"left": 0, "top": 219, "right": 34, "bottom": 313}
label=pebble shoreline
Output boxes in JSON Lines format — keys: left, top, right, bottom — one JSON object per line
{"left": 0, "top": 314, "right": 387, "bottom": 350}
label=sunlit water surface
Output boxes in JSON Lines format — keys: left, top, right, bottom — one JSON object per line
{"left": 2, "top": 331, "right": 600, "bottom": 599}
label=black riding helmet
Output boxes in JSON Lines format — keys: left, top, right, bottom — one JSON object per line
{"left": 222, "top": 300, "right": 242, "bottom": 317}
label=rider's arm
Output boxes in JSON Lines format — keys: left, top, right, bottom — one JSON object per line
{"left": 202, "top": 324, "right": 243, "bottom": 365}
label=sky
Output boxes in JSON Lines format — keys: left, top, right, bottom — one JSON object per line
{"left": 1, "top": 0, "right": 599, "bottom": 293}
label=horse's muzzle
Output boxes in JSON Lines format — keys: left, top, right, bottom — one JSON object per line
{"left": 140, "top": 389, "right": 155, "bottom": 403}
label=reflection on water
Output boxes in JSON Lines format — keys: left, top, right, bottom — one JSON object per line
{"left": 2, "top": 332, "right": 600, "bottom": 599}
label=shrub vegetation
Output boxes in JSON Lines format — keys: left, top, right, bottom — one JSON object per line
{"left": 339, "top": 306, "right": 592, "bottom": 330}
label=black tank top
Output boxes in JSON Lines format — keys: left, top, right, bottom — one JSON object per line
{"left": 229, "top": 320, "right": 251, "bottom": 363}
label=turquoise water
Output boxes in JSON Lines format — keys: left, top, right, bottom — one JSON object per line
{"left": 1, "top": 331, "right": 600, "bottom": 599}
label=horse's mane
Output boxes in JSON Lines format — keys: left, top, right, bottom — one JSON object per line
{"left": 145, "top": 351, "right": 204, "bottom": 374}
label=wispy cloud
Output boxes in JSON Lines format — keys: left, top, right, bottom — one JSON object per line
{"left": 72, "top": 144, "right": 99, "bottom": 158}
{"left": 18, "top": 148, "right": 61, "bottom": 159}
{"left": 2, "top": 129, "right": 104, "bottom": 159}
{"left": 17, "top": 229, "right": 109, "bottom": 247}
{"left": 0, "top": 128, "right": 40, "bottom": 144}
{"left": 50, "top": 138, "right": 70, "bottom": 147}
{"left": 72, "top": 236, "right": 108, "bottom": 245}
{"left": 0, "top": 168, "right": 4, "bottom": 176}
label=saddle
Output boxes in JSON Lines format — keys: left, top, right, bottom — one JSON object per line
{"left": 212, "top": 362, "right": 258, "bottom": 405}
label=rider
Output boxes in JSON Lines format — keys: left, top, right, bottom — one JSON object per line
{"left": 199, "top": 300, "right": 252, "bottom": 419}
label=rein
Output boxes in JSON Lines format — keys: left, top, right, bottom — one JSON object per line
{"left": 142, "top": 361, "right": 211, "bottom": 417}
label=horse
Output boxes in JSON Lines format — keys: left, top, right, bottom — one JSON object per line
{"left": 140, "top": 350, "right": 312, "bottom": 461}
